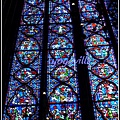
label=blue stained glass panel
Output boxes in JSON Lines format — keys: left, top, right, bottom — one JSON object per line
{"left": 20, "top": 2, "right": 44, "bottom": 25}
{"left": 51, "top": 66, "right": 75, "bottom": 81}
{"left": 47, "top": 0, "right": 81, "bottom": 119}
{"left": 49, "top": 1, "right": 71, "bottom": 23}
{"left": 21, "top": 26, "right": 40, "bottom": 36}
{"left": 78, "top": 0, "right": 118, "bottom": 119}
{"left": 3, "top": 1, "right": 45, "bottom": 119}
{"left": 3, "top": 0, "right": 118, "bottom": 119}
{"left": 49, "top": 85, "right": 78, "bottom": 103}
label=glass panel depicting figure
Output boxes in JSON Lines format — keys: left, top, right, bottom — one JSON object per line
{"left": 78, "top": 0, "right": 118, "bottom": 119}
{"left": 46, "top": 0, "right": 82, "bottom": 119}
{"left": 3, "top": 0, "right": 45, "bottom": 119}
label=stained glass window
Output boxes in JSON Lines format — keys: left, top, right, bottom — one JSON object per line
{"left": 3, "top": 0, "right": 118, "bottom": 120}
{"left": 3, "top": 0, "right": 45, "bottom": 119}
{"left": 46, "top": 0, "right": 81, "bottom": 119}
{"left": 78, "top": 0, "right": 118, "bottom": 119}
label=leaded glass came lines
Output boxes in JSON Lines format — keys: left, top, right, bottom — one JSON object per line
{"left": 47, "top": 0, "right": 82, "bottom": 119}
{"left": 78, "top": 0, "right": 118, "bottom": 119}
{"left": 3, "top": 1, "right": 45, "bottom": 119}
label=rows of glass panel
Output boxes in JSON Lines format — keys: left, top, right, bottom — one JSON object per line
{"left": 46, "top": 0, "right": 82, "bottom": 119}
{"left": 78, "top": 0, "right": 118, "bottom": 119}
{"left": 3, "top": 0, "right": 118, "bottom": 119}
{"left": 3, "top": 1, "right": 45, "bottom": 119}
